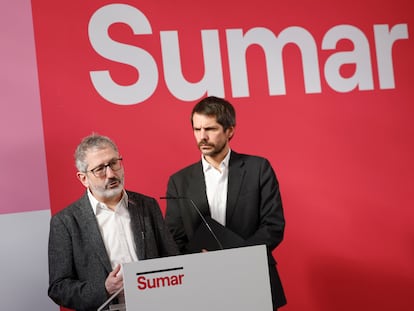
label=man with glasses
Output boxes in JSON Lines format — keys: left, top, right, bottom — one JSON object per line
{"left": 48, "top": 134, "right": 178, "bottom": 311}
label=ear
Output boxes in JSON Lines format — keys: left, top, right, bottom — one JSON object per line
{"left": 226, "top": 126, "right": 235, "bottom": 140}
{"left": 76, "top": 172, "right": 89, "bottom": 188}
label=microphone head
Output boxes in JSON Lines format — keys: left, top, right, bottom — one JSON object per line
{"left": 160, "top": 196, "right": 186, "bottom": 200}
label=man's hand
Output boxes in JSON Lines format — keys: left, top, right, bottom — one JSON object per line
{"left": 105, "top": 264, "right": 123, "bottom": 295}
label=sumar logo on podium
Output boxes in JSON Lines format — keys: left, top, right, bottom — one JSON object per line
{"left": 136, "top": 266, "right": 185, "bottom": 290}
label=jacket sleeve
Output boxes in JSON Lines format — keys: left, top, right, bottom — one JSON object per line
{"left": 48, "top": 213, "right": 108, "bottom": 311}
{"left": 242, "top": 158, "right": 285, "bottom": 252}
{"left": 164, "top": 176, "right": 190, "bottom": 253}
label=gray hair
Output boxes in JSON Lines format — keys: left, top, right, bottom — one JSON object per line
{"left": 74, "top": 133, "right": 118, "bottom": 172}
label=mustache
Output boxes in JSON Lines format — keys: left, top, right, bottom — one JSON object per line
{"left": 105, "top": 177, "right": 122, "bottom": 188}
{"left": 198, "top": 140, "right": 214, "bottom": 147}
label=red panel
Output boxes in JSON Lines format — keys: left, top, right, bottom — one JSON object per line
{"left": 31, "top": 1, "right": 414, "bottom": 310}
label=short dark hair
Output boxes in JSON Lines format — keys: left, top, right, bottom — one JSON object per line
{"left": 191, "top": 96, "right": 236, "bottom": 131}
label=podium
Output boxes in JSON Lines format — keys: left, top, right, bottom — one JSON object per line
{"left": 99, "top": 245, "right": 273, "bottom": 311}
{"left": 97, "top": 287, "right": 126, "bottom": 311}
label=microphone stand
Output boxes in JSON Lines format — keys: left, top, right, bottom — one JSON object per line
{"left": 160, "top": 196, "right": 224, "bottom": 250}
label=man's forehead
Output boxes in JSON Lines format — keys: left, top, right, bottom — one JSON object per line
{"left": 86, "top": 147, "right": 118, "bottom": 162}
{"left": 193, "top": 113, "right": 219, "bottom": 126}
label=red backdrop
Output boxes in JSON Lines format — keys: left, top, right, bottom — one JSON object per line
{"left": 31, "top": 0, "right": 414, "bottom": 310}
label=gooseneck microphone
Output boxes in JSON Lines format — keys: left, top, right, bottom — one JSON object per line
{"left": 160, "top": 196, "right": 224, "bottom": 250}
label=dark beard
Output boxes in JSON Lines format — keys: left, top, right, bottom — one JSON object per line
{"left": 199, "top": 140, "right": 227, "bottom": 157}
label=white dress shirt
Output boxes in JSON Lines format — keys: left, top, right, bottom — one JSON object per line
{"left": 202, "top": 150, "right": 231, "bottom": 226}
{"left": 88, "top": 189, "right": 138, "bottom": 270}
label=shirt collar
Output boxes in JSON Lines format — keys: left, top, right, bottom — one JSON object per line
{"left": 202, "top": 149, "right": 231, "bottom": 173}
{"left": 87, "top": 188, "right": 128, "bottom": 215}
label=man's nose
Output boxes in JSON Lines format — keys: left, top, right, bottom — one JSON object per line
{"left": 105, "top": 165, "right": 116, "bottom": 177}
{"left": 199, "top": 129, "right": 208, "bottom": 140}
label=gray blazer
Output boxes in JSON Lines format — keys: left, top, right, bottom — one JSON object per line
{"left": 165, "top": 151, "right": 287, "bottom": 308}
{"left": 48, "top": 190, "right": 179, "bottom": 311}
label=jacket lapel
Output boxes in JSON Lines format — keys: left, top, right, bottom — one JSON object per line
{"left": 187, "top": 162, "right": 211, "bottom": 216}
{"left": 126, "top": 193, "right": 146, "bottom": 260}
{"left": 226, "top": 151, "right": 245, "bottom": 223}
{"left": 77, "top": 193, "right": 112, "bottom": 273}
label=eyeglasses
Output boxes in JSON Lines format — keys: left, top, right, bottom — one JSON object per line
{"left": 87, "top": 158, "right": 123, "bottom": 178}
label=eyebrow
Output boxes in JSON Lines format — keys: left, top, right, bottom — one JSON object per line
{"left": 90, "top": 158, "right": 119, "bottom": 169}
{"left": 193, "top": 125, "right": 220, "bottom": 130}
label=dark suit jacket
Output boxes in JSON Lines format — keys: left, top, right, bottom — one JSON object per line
{"left": 48, "top": 190, "right": 179, "bottom": 311}
{"left": 165, "top": 151, "right": 287, "bottom": 308}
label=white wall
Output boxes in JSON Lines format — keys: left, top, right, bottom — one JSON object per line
{"left": 0, "top": 210, "right": 57, "bottom": 311}
{"left": 0, "top": 1, "right": 56, "bottom": 310}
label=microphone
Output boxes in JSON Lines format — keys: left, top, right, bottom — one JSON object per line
{"left": 160, "top": 196, "right": 224, "bottom": 250}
